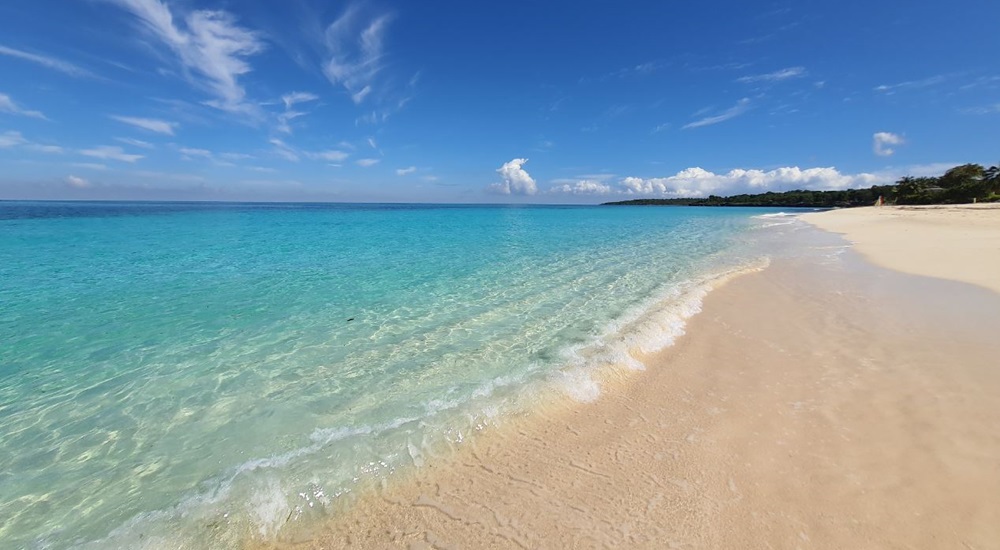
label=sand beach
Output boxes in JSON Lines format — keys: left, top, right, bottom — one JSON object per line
{"left": 282, "top": 205, "right": 1000, "bottom": 549}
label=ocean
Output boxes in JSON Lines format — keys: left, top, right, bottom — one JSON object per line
{"left": 0, "top": 202, "right": 791, "bottom": 548}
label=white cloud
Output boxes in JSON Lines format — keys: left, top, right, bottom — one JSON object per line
{"left": 179, "top": 147, "right": 213, "bottom": 159}
{"left": 281, "top": 92, "right": 319, "bottom": 110}
{"left": 269, "top": 138, "right": 300, "bottom": 162}
{"left": 66, "top": 175, "right": 90, "bottom": 188}
{"left": 736, "top": 66, "right": 806, "bottom": 83}
{"left": 874, "top": 75, "right": 946, "bottom": 94}
{"left": 488, "top": 158, "right": 538, "bottom": 195}
{"left": 71, "top": 162, "right": 109, "bottom": 170}
{"left": 115, "top": 137, "right": 155, "bottom": 149}
{"left": 307, "top": 150, "right": 350, "bottom": 162}
{"left": 111, "top": 115, "right": 177, "bottom": 135}
{"left": 0, "top": 93, "right": 47, "bottom": 119}
{"left": 396, "top": 166, "right": 416, "bottom": 176}
{"left": 26, "top": 143, "right": 63, "bottom": 154}
{"left": 550, "top": 179, "right": 612, "bottom": 195}
{"left": 367, "top": 137, "right": 377, "bottom": 149}
{"left": 218, "top": 152, "right": 253, "bottom": 161}
{"left": 80, "top": 145, "right": 144, "bottom": 163}
{"left": 0, "top": 44, "right": 93, "bottom": 77}
{"left": 277, "top": 92, "right": 319, "bottom": 134}
{"left": 683, "top": 98, "right": 751, "bottom": 129}
{"left": 0, "top": 131, "right": 27, "bottom": 148}
{"left": 356, "top": 158, "right": 380, "bottom": 167}
{"left": 872, "top": 132, "right": 904, "bottom": 156}
{"left": 0, "top": 130, "right": 61, "bottom": 153}
{"left": 962, "top": 103, "right": 1000, "bottom": 115}
{"left": 618, "top": 166, "right": 882, "bottom": 197}
{"left": 323, "top": 5, "right": 393, "bottom": 104}
{"left": 110, "top": 0, "right": 265, "bottom": 113}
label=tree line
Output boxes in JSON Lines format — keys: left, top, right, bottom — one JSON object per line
{"left": 603, "top": 163, "right": 1000, "bottom": 207}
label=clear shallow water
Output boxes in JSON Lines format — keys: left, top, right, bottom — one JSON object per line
{"left": 0, "top": 202, "right": 784, "bottom": 548}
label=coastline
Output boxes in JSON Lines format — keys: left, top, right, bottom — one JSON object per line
{"left": 274, "top": 210, "right": 1000, "bottom": 549}
{"left": 802, "top": 204, "right": 1000, "bottom": 294}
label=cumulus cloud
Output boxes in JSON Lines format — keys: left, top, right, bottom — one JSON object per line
{"left": 736, "top": 66, "right": 806, "bottom": 83}
{"left": 66, "top": 175, "right": 90, "bottom": 188}
{"left": 0, "top": 93, "right": 47, "bottom": 119}
{"left": 488, "top": 158, "right": 538, "bottom": 195}
{"left": 356, "top": 158, "right": 380, "bottom": 167}
{"left": 550, "top": 179, "right": 612, "bottom": 195}
{"left": 111, "top": 115, "right": 177, "bottom": 135}
{"left": 0, "top": 44, "right": 93, "bottom": 77}
{"left": 619, "top": 166, "right": 882, "bottom": 197}
{"left": 110, "top": 0, "right": 265, "bottom": 113}
{"left": 683, "top": 98, "right": 751, "bottom": 129}
{"left": 80, "top": 145, "right": 144, "bottom": 163}
{"left": 396, "top": 166, "right": 416, "bottom": 176}
{"left": 323, "top": 5, "right": 393, "bottom": 104}
{"left": 547, "top": 166, "right": 897, "bottom": 198}
{"left": 872, "top": 132, "right": 904, "bottom": 156}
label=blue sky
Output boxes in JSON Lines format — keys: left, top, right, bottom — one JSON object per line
{"left": 0, "top": 0, "right": 997, "bottom": 203}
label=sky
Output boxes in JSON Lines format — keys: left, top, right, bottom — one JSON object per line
{"left": 0, "top": 0, "right": 998, "bottom": 204}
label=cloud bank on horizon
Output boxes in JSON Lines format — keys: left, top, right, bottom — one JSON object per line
{"left": 0, "top": 0, "right": 996, "bottom": 202}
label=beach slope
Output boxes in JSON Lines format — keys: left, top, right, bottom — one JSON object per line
{"left": 286, "top": 212, "right": 1000, "bottom": 549}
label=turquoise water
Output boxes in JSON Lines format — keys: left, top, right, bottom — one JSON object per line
{"left": 1, "top": 202, "right": 782, "bottom": 548}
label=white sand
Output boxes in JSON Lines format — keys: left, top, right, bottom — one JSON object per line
{"left": 803, "top": 204, "right": 1000, "bottom": 294}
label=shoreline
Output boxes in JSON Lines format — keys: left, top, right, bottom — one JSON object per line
{"left": 273, "top": 211, "right": 1000, "bottom": 549}
{"left": 802, "top": 204, "right": 1000, "bottom": 295}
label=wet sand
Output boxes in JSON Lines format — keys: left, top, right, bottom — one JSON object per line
{"left": 272, "top": 216, "right": 1000, "bottom": 549}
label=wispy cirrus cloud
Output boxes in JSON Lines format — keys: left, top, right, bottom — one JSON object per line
{"left": 109, "top": 0, "right": 265, "bottom": 114}
{"left": 0, "top": 44, "right": 94, "bottom": 78}
{"left": 269, "top": 138, "right": 350, "bottom": 163}
{"left": 0, "top": 131, "right": 28, "bottom": 148}
{"left": 80, "top": 145, "right": 144, "bottom": 163}
{"left": 736, "top": 66, "right": 806, "bottom": 83}
{"left": 355, "top": 158, "right": 380, "bottom": 167}
{"left": 683, "top": 98, "right": 751, "bottom": 129}
{"left": 874, "top": 75, "right": 947, "bottom": 94}
{"left": 307, "top": 150, "right": 350, "bottom": 162}
{"left": 277, "top": 91, "right": 319, "bottom": 134}
{"left": 323, "top": 4, "right": 394, "bottom": 104}
{"left": 0, "top": 130, "right": 62, "bottom": 153}
{"left": 111, "top": 115, "right": 178, "bottom": 135}
{"left": 961, "top": 103, "right": 1000, "bottom": 115}
{"left": 0, "top": 93, "right": 47, "bottom": 120}
{"left": 872, "top": 131, "right": 904, "bottom": 156}
{"left": 396, "top": 166, "right": 416, "bottom": 176}
{"left": 115, "top": 137, "right": 155, "bottom": 149}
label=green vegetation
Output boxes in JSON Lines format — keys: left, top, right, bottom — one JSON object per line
{"left": 603, "top": 163, "right": 1000, "bottom": 207}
